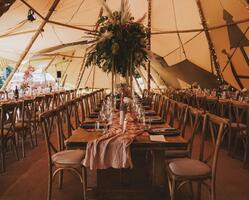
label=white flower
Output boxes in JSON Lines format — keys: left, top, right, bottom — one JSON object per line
{"left": 242, "top": 88, "right": 248, "bottom": 93}
{"left": 123, "top": 97, "right": 131, "bottom": 104}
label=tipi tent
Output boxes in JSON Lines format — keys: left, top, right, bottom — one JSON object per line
{"left": 0, "top": 0, "right": 248, "bottom": 90}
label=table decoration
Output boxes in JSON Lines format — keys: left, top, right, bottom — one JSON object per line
{"left": 85, "top": 0, "right": 149, "bottom": 91}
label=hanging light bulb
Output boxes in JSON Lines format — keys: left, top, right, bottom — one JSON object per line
{"left": 27, "top": 9, "right": 36, "bottom": 22}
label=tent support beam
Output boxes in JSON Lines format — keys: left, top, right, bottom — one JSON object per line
{"left": 61, "top": 51, "right": 76, "bottom": 82}
{"left": 92, "top": 65, "right": 96, "bottom": 91}
{"left": 37, "top": 53, "right": 84, "bottom": 59}
{"left": 147, "top": 0, "right": 152, "bottom": 92}
{"left": 20, "top": 0, "right": 96, "bottom": 33}
{"left": 75, "top": 53, "right": 87, "bottom": 89}
{"left": 43, "top": 56, "right": 56, "bottom": 72}
{"left": 2, "top": 0, "right": 62, "bottom": 90}
{"left": 196, "top": 0, "right": 223, "bottom": 84}
{"left": 0, "top": 30, "right": 37, "bottom": 39}
{"left": 151, "top": 18, "right": 249, "bottom": 35}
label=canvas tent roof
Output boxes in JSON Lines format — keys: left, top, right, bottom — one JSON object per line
{"left": 0, "top": 0, "right": 248, "bottom": 90}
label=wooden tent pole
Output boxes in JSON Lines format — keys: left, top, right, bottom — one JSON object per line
{"left": 37, "top": 53, "right": 84, "bottom": 59}
{"left": 92, "top": 65, "right": 96, "bottom": 91}
{"left": 20, "top": 0, "right": 95, "bottom": 33}
{"left": 61, "top": 51, "right": 76, "bottom": 82}
{"left": 43, "top": 56, "right": 56, "bottom": 72}
{"left": 147, "top": 0, "right": 152, "bottom": 92}
{"left": 0, "top": 30, "right": 37, "bottom": 39}
{"left": 76, "top": 54, "right": 87, "bottom": 89}
{"left": 196, "top": 0, "right": 223, "bottom": 84}
{"left": 2, "top": 0, "right": 61, "bottom": 90}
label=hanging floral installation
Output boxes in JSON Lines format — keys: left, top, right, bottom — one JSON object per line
{"left": 20, "top": 65, "right": 35, "bottom": 90}
{"left": 85, "top": 0, "right": 149, "bottom": 77}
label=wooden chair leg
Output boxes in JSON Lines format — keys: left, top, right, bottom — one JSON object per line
{"left": 28, "top": 128, "right": 34, "bottom": 148}
{"left": 47, "top": 168, "right": 53, "bottom": 200}
{"left": 1, "top": 142, "right": 5, "bottom": 172}
{"left": 211, "top": 179, "right": 216, "bottom": 200}
{"left": 232, "top": 133, "right": 240, "bottom": 158}
{"left": 188, "top": 181, "right": 194, "bottom": 200}
{"left": 243, "top": 141, "right": 249, "bottom": 168}
{"left": 58, "top": 170, "right": 63, "bottom": 189}
{"left": 197, "top": 181, "right": 202, "bottom": 200}
{"left": 82, "top": 167, "right": 87, "bottom": 200}
{"left": 12, "top": 137, "right": 19, "bottom": 161}
{"left": 21, "top": 132, "right": 25, "bottom": 158}
{"left": 170, "top": 177, "right": 176, "bottom": 200}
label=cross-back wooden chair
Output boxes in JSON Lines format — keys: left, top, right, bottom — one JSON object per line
{"left": 206, "top": 97, "right": 218, "bottom": 115}
{"left": 65, "top": 100, "right": 78, "bottom": 137}
{"left": 40, "top": 107, "right": 87, "bottom": 200}
{"left": 75, "top": 97, "right": 86, "bottom": 126}
{"left": 166, "top": 112, "right": 229, "bottom": 200}
{"left": 173, "top": 102, "right": 188, "bottom": 136}
{"left": 0, "top": 102, "right": 19, "bottom": 172}
{"left": 45, "top": 94, "right": 54, "bottom": 111}
{"left": 195, "top": 95, "right": 206, "bottom": 111}
{"left": 229, "top": 101, "right": 249, "bottom": 166}
{"left": 15, "top": 99, "right": 35, "bottom": 158}
{"left": 167, "top": 99, "right": 177, "bottom": 127}
{"left": 83, "top": 95, "right": 90, "bottom": 117}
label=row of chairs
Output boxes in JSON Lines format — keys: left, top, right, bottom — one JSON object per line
{"left": 0, "top": 89, "right": 104, "bottom": 173}
{"left": 170, "top": 90, "right": 249, "bottom": 167}
{"left": 143, "top": 90, "right": 230, "bottom": 200}
{"left": 40, "top": 89, "right": 105, "bottom": 200}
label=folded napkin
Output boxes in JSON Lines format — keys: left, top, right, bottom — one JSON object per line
{"left": 88, "top": 113, "right": 99, "bottom": 118}
{"left": 145, "top": 118, "right": 164, "bottom": 124}
{"left": 148, "top": 127, "right": 181, "bottom": 136}
{"left": 80, "top": 122, "right": 105, "bottom": 129}
{"left": 145, "top": 111, "right": 157, "bottom": 116}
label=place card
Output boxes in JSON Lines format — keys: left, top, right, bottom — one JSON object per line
{"left": 149, "top": 135, "right": 166, "bottom": 142}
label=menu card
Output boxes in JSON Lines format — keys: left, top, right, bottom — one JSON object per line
{"left": 149, "top": 135, "right": 166, "bottom": 142}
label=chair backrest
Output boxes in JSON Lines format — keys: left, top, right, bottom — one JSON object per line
{"left": 229, "top": 101, "right": 249, "bottom": 125}
{"left": 206, "top": 97, "right": 218, "bottom": 115}
{"left": 40, "top": 107, "right": 65, "bottom": 166}
{"left": 199, "top": 113, "right": 229, "bottom": 181}
{"left": 186, "top": 106, "right": 203, "bottom": 156}
{"left": 34, "top": 95, "right": 45, "bottom": 114}
{"left": 167, "top": 99, "right": 176, "bottom": 127}
{"left": 0, "top": 102, "right": 18, "bottom": 134}
{"left": 173, "top": 102, "right": 188, "bottom": 137}
{"left": 65, "top": 100, "right": 77, "bottom": 136}
{"left": 217, "top": 99, "right": 229, "bottom": 118}
{"left": 45, "top": 94, "right": 53, "bottom": 110}
{"left": 20, "top": 98, "right": 35, "bottom": 127}
{"left": 195, "top": 96, "right": 206, "bottom": 110}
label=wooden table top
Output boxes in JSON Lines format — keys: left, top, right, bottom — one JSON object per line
{"left": 66, "top": 127, "right": 187, "bottom": 150}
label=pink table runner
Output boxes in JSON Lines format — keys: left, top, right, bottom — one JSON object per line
{"left": 82, "top": 112, "right": 145, "bottom": 170}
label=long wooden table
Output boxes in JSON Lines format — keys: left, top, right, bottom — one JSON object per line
{"left": 66, "top": 126, "right": 187, "bottom": 187}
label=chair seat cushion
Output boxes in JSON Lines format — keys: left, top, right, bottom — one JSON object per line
{"left": 52, "top": 150, "right": 85, "bottom": 167}
{"left": 231, "top": 122, "right": 247, "bottom": 130}
{"left": 168, "top": 158, "right": 211, "bottom": 177}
